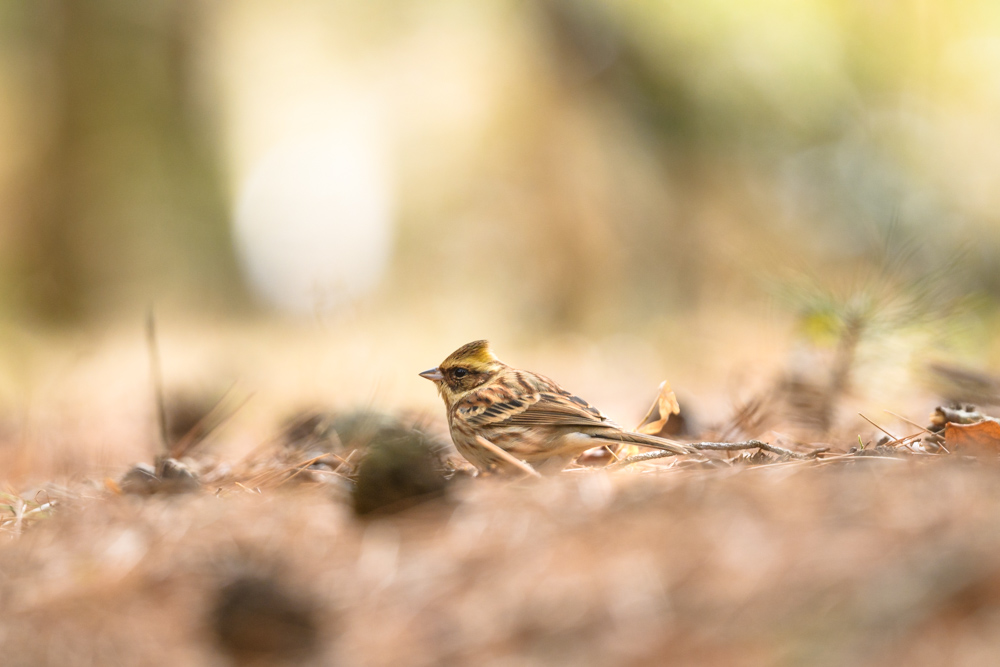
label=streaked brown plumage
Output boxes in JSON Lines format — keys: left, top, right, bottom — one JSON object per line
{"left": 420, "top": 340, "right": 692, "bottom": 474}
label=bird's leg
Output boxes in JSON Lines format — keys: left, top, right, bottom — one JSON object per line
{"left": 474, "top": 436, "right": 541, "bottom": 478}
{"left": 534, "top": 454, "right": 578, "bottom": 475}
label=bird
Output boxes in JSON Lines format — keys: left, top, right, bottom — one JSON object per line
{"left": 419, "top": 340, "right": 692, "bottom": 474}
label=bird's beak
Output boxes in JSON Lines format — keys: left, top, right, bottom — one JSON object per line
{"left": 419, "top": 367, "right": 444, "bottom": 382}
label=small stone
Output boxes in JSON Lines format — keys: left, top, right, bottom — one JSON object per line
{"left": 210, "top": 574, "right": 321, "bottom": 664}
{"left": 158, "top": 457, "right": 201, "bottom": 494}
{"left": 120, "top": 463, "right": 160, "bottom": 496}
{"left": 352, "top": 427, "right": 447, "bottom": 516}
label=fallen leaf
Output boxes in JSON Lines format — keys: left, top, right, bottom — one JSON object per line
{"left": 636, "top": 380, "right": 681, "bottom": 436}
{"left": 945, "top": 420, "right": 1000, "bottom": 457}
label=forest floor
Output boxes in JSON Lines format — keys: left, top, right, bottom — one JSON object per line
{"left": 2, "top": 316, "right": 1000, "bottom": 666}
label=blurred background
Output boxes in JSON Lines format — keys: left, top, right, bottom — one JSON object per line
{"left": 2, "top": 0, "right": 1000, "bottom": 477}
{"left": 7, "top": 6, "right": 1000, "bottom": 664}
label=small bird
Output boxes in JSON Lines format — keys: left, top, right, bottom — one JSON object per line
{"left": 420, "top": 340, "right": 692, "bottom": 474}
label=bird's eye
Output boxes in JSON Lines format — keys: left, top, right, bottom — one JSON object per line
{"left": 453, "top": 368, "right": 469, "bottom": 379}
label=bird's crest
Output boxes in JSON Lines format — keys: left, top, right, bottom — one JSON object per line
{"left": 443, "top": 340, "right": 498, "bottom": 367}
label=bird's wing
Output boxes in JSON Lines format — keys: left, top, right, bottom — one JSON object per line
{"left": 454, "top": 371, "right": 691, "bottom": 456}
{"left": 455, "top": 372, "right": 614, "bottom": 430}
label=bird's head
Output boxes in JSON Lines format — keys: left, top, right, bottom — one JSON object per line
{"left": 419, "top": 340, "right": 506, "bottom": 401}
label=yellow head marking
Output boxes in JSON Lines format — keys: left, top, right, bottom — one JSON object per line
{"left": 442, "top": 340, "right": 499, "bottom": 370}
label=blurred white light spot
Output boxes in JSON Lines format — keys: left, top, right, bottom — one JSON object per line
{"left": 233, "top": 125, "right": 393, "bottom": 315}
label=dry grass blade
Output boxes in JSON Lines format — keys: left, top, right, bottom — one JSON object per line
{"left": 858, "top": 412, "right": 900, "bottom": 442}
{"left": 146, "top": 310, "right": 170, "bottom": 456}
{"left": 238, "top": 454, "right": 332, "bottom": 490}
{"left": 884, "top": 409, "right": 948, "bottom": 450}
{"left": 330, "top": 449, "right": 359, "bottom": 475}
{"left": 718, "top": 392, "right": 771, "bottom": 443}
{"left": 170, "top": 387, "right": 254, "bottom": 459}
{"left": 275, "top": 455, "right": 335, "bottom": 488}
{"left": 884, "top": 410, "right": 936, "bottom": 437}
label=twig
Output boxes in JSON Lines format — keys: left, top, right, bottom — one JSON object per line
{"left": 475, "top": 436, "right": 541, "bottom": 478}
{"left": 689, "top": 440, "right": 819, "bottom": 458}
{"left": 610, "top": 440, "right": 824, "bottom": 469}
{"left": 815, "top": 454, "right": 908, "bottom": 465}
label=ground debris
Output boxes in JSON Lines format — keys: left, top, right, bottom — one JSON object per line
{"left": 210, "top": 573, "right": 323, "bottom": 665}
{"left": 922, "top": 404, "right": 1000, "bottom": 457}
{"left": 119, "top": 463, "right": 160, "bottom": 496}
{"left": 118, "top": 458, "right": 201, "bottom": 495}
{"left": 352, "top": 427, "right": 449, "bottom": 516}
{"left": 10, "top": 336, "right": 1000, "bottom": 666}
{"left": 848, "top": 444, "right": 903, "bottom": 457}
{"left": 6, "top": 461, "right": 1000, "bottom": 666}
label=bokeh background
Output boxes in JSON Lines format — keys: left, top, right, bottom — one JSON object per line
{"left": 8, "top": 5, "right": 1000, "bottom": 666}
{"left": 2, "top": 0, "right": 1000, "bottom": 479}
